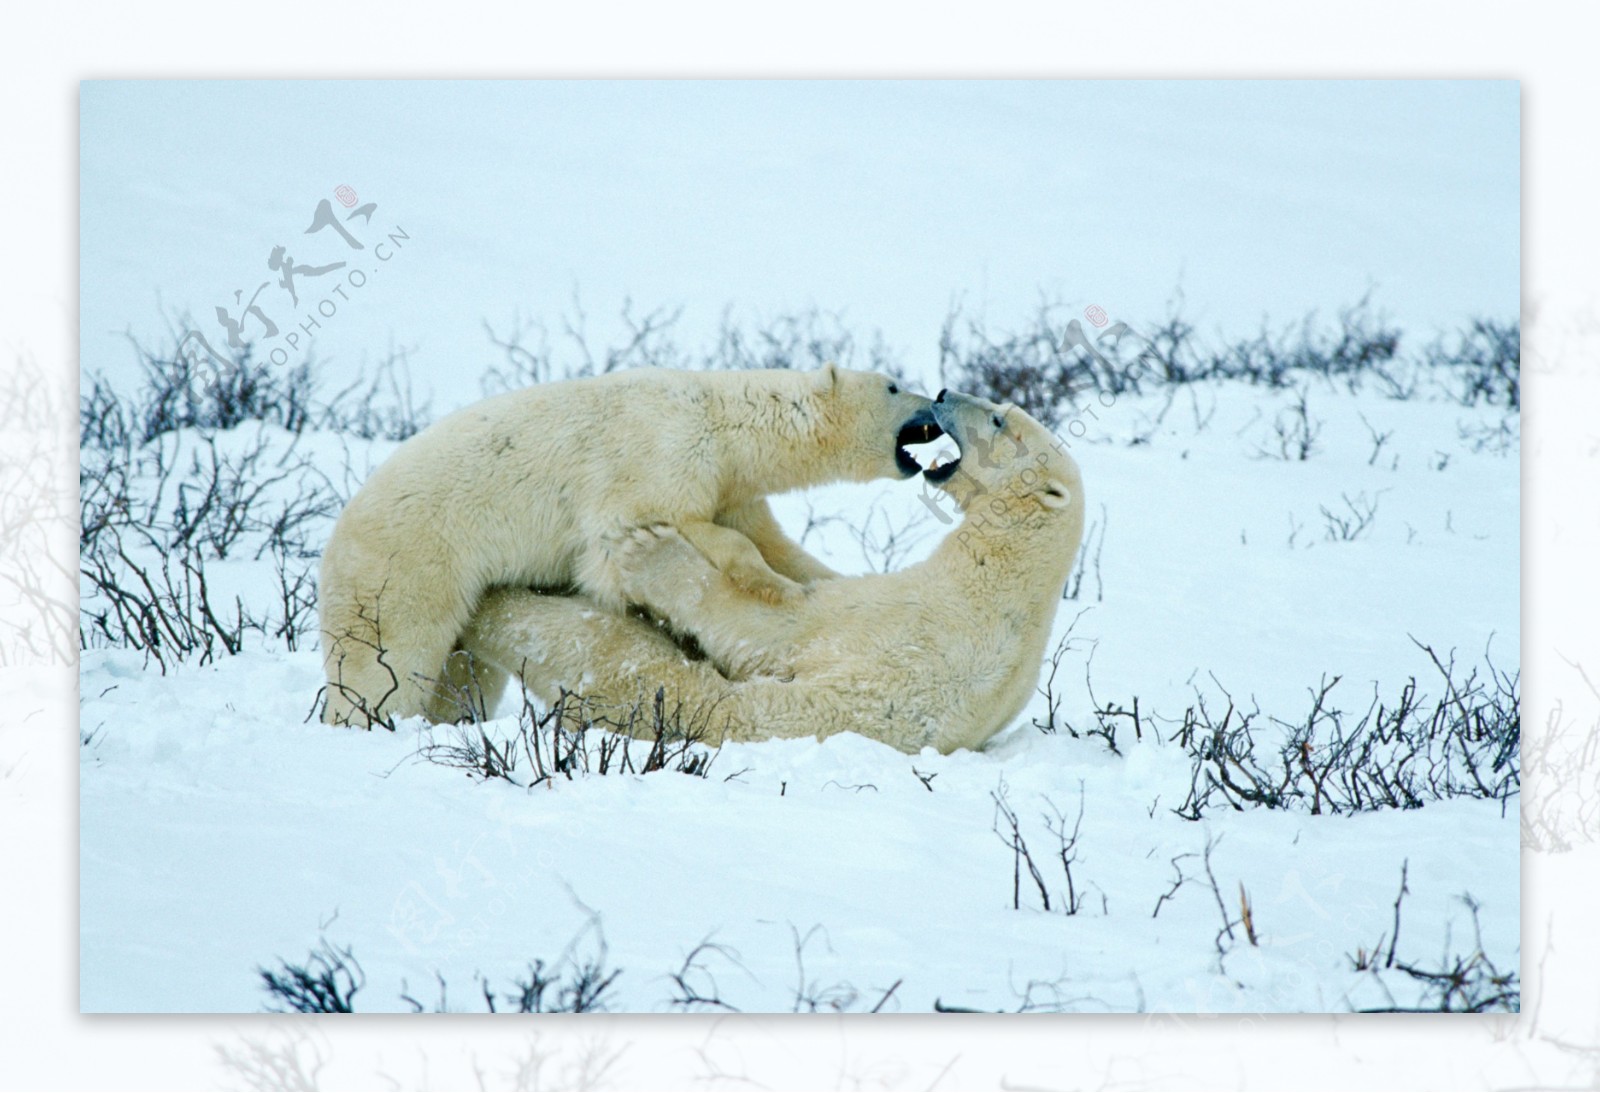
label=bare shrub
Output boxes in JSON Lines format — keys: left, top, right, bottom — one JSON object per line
{"left": 267, "top": 546, "right": 318, "bottom": 652}
{"left": 159, "top": 434, "right": 338, "bottom": 560}
{"left": 79, "top": 371, "right": 133, "bottom": 451}
{"left": 78, "top": 334, "right": 359, "bottom": 669}
{"left": 991, "top": 776, "right": 1091, "bottom": 916}
{"left": 316, "top": 343, "right": 432, "bottom": 441}
{"left": 482, "top": 311, "right": 562, "bottom": 392}
{"left": 939, "top": 299, "right": 1133, "bottom": 427}
{"left": 1153, "top": 296, "right": 1401, "bottom": 392}
{"left": 1458, "top": 413, "right": 1520, "bottom": 456}
{"left": 1426, "top": 318, "right": 1520, "bottom": 410}
{"left": 481, "top": 300, "right": 906, "bottom": 396}
{"left": 473, "top": 298, "right": 1510, "bottom": 453}
{"left": 939, "top": 294, "right": 1509, "bottom": 449}
{"left": 79, "top": 531, "right": 250, "bottom": 672}
{"left": 78, "top": 426, "right": 341, "bottom": 666}
{"left": 106, "top": 329, "right": 316, "bottom": 444}
{"left": 86, "top": 326, "right": 431, "bottom": 449}
{"left": 1256, "top": 385, "right": 1323, "bottom": 461}
{"left": 416, "top": 685, "right": 722, "bottom": 786}
{"left": 314, "top": 599, "right": 402, "bottom": 731}
{"left": 260, "top": 934, "right": 620, "bottom": 1014}
{"left": 667, "top": 938, "right": 749, "bottom": 1013}
{"left": 844, "top": 497, "right": 931, "bottom": 574}
{"left": 1042, "top": 782, "right": 1088, "bottom": 916}
{"left": 484, "top": 957, "right": 620, "bottom": 1014}
{"left": 991, "top": 777, "right": 1052, "bottom": 911}
{"left": 709, "top": 305, "right": 904, "bottom": 379}
{"left": 1031, "top": 615, "right": 1085, "bottom": 735}
{"left": 260, "top": 939, "right": 364, "bottom": 1013}
{"left": 1062, "top": 504, "right": 1106, "bottom": 602}
{"left": 1319, "top": 490, "right": 1383, "bottom": 542}
{"left": 1275, "top": 297, "right": 1402, "bottom": 382}
{"left": 1167, "top": 640, "right": 1519, "bottom": 819}
{"left": 1352, "top": 887, "right": 1519, "bottom": 1013}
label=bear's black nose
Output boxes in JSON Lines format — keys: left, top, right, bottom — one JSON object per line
{"left": 935, "top": 388, "right": 947, "bottom": 403}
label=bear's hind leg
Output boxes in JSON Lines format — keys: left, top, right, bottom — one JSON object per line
{"left": 319, "top": 573, "right": 475, "bottom": 727}
{"left": 427, "top": 647, "right": 510, "bottom": 723}
{"left": 461, "top": 588, "right": 737, "bottom": 731}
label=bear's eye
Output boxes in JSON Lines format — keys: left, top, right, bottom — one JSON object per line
{"left": 992, "top": 414, "right": 1005, "bottom": 429}
{"left": 887, "top": 383, "right": 899, "bottom": 395}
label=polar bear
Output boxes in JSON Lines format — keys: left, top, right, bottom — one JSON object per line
{"left": 318, "top": 365, "right": 938, "bottom": 727}
{"left": 459, "top": 390, "right": 1086, "bottom": 754}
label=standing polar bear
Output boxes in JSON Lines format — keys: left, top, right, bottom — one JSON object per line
{"left": 461, "top": 390, "right": 1086, "bottom": 754}
{"left": 318, "top": 364, "right": 937, "bottom": 726}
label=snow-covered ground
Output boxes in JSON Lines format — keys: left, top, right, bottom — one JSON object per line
{"left": 78, "top": 350, "right": 1520, "bottom": 1014}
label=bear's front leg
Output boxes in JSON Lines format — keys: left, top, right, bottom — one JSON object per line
{"left": 714, "top": 498, "right": 842, "bottom": 586}
{"left": 674, "top": 519, "right": 805, "bottom": 605}
{"left": 615, "top": 525, "right": 803, "bottom": 679}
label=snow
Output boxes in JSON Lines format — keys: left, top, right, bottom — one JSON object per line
{"left": 78, "top": 372, "right": 1519, "bottom": 1014}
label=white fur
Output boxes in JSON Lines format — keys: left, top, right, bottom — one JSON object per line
{"left": 318, "top": 365, "right": 932, "bottom": 725}
{"left": 461, "top": 392, "right": 1086, "bottom": 754}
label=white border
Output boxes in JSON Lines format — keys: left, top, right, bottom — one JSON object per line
{"left": 4, "top": 2, "right": 1597, "bottom": 1088}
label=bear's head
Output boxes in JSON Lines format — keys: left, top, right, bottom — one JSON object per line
{"left": 922, "top": 388, "right": 1084, "bottom": 533}
{"left": 811, "top": 363, "right": 942, "bottom": 481}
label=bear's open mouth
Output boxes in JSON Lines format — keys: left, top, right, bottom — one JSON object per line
{"left": 922, "top": 398, "right": 965, "bottom": 484}
{"left": 922, "top": 446, "right": 962, "bottom": 484}
{"left": 895, "top": 412, "right": 944, "bottom": 477}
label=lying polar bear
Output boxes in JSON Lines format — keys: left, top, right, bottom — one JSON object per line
{"left": 460, "top": 390, "right": 1086, "bottom": 754}
{"left": 319, "top": 364, "right": 938, "bottom": 726}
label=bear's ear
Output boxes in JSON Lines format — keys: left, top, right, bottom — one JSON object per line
{"left": 814, "top": 361, "right": 841, "bottom": 390}
{"left": 1039, "top": 478, "right": 1073, "bottom": 509}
